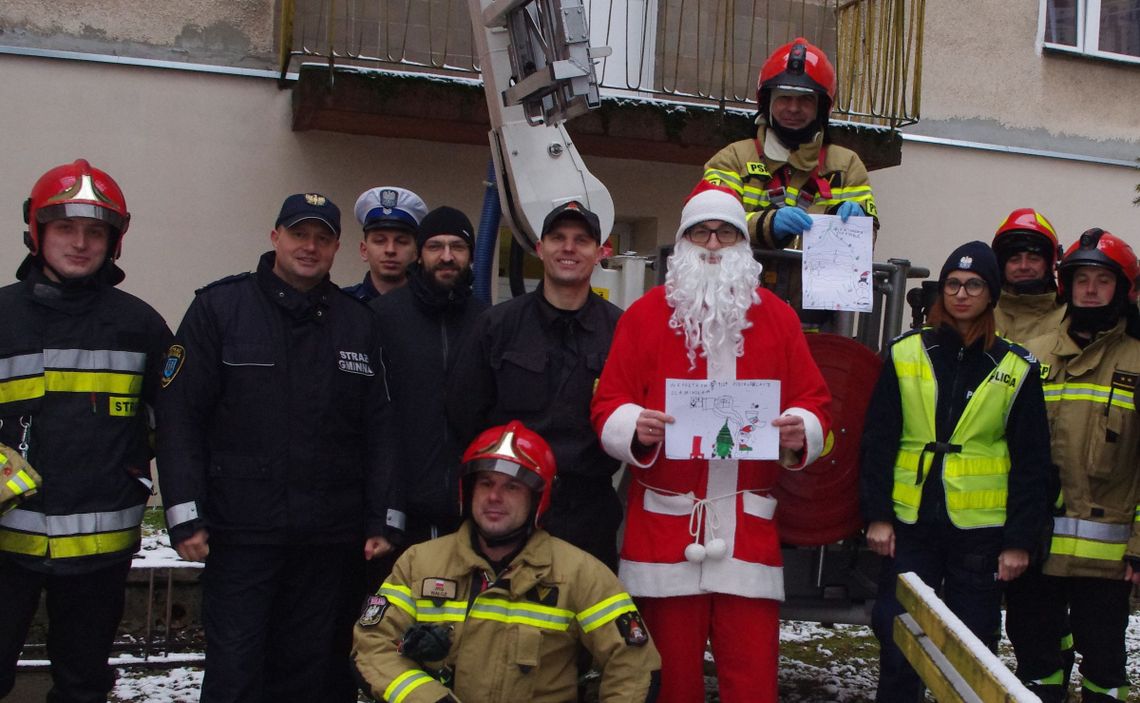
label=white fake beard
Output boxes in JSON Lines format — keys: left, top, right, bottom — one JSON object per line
{"left": 665, "top": 238, "right": 763, "bottom": 370}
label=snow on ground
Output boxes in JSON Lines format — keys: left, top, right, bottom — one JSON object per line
{"left": 109, "top": 533, "right": 1140, "bottom": 701}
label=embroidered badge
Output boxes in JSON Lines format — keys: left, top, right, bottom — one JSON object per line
{"left": 160, "top": 345, "right": 186, "bottom": 388}
{"left": 305, "top": 193, "right": 326, "bottom": 206}
{"left": 746, "top": 162, "right": 771, "bottom": 179}
{"left": 616, "top": 612, "right": 649, "bottom": 647}
{"left": 358, "top": 595, "right": 389, "bottom": 627}
{"left": 337, "top": 351, "right": 374, "bottom": 376}
{"left": 524, "top": 584, "right": 559, "bottom": 606}
{"left": 1039, "top": 363, "right": 1051, "bottom": 380}
{"left": 379, "top": 188, "right": 398, "bottom": 208}
{"left": 422, "top": 578, "right": 457, "bottom": 600}
{"left": 958, "top": 255, "right": 973, "bottom": 269}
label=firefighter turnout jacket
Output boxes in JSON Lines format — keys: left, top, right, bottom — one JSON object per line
{"left": 994, "top": 290, "right": 1067, "bottom": 347}
{"left": 352, "top": 521, "right": 662, "bottom": 703}
{"left": 1026, "top": 319, "right": 1140, "bottom": 580}
{"left": 703, "top": 126, "right": 877, "bottom": 249}
{"left": 0, "top": 266, "right": 172, "bottom": 573}
{"left": 157, "top": 252, "right": 399, "bottom": 547}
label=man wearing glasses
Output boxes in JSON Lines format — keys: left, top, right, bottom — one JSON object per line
{"left": 591, "top": 184, "right": 831, "bottom": 702}
{"left": 370, "top": 206, "right": 488, "bottom": 557}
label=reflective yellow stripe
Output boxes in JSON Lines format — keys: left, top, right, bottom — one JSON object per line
{"left": 1050, "top": 535, "right": 1128, "bottom": 561}
{"left": 45, "top": 371, "right": 143, "bottom": 395}
{"left": 0, "top": 376, "right": 45, "bottom": 403}
{"left": 413, "top": 599, "right": 467, "bottom": 623}
{"left": 702, "top": 169, "right": 743, "bottom": 193}
{"left": 577, "top": 593, "right": 637, "bottom": 633}
{"left": 5, "top": 470, "right": 37, "bottom": 496}
{"left": 383, "top": 669, "right": 434, "bottom": 703}
{"left": 0, "top": 526, "right": 140, "bottom": 558}
{"left": 378, "top": 583, "right": 416, "bottom": 617}
{"left": 469, "top": 596, "right": 573, "bottom": 631}
{"left": 1042, "top": 382, "right": 1135, "bottom": 410}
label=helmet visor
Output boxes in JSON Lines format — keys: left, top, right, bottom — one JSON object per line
{"left": 464, "top": 458, "right": 546, "bottom": 493}
{"left": 36, "top": 203, "right": 126, "bottom": 232}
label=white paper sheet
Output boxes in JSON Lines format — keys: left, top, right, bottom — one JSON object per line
{"left": 663, "top": 379, "right": 781, "bottom": 461}
{"left": 801, "top": 214, "right": 874, "bottom": 312}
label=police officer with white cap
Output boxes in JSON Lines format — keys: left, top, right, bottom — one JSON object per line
{"left": 344, "top": 187, "right": 429, "bottom": 302}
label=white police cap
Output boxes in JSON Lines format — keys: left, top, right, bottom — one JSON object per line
{"left": 354, "top": 187, "right": 428, "bottom": 233}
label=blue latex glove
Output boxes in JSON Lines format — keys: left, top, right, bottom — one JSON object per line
{"left": 771, "top": 206, "right": 813, "bottom": 246}
{"left": 837, "top": 201, "right": 865, "bottom": 222}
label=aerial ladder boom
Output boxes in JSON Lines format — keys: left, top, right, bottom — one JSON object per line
{"left": 466, "top": 0, "right": 614, "bottom": 249}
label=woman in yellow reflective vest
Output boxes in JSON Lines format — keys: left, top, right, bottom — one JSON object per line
{"left": 859, "top": 241, "right": 1052, "bottom": 703}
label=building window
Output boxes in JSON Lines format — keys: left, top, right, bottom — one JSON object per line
{"left": 1041, "top": 0, "right": 1140, "bottom": 63}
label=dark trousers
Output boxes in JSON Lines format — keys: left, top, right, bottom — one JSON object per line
{"left": 870, "top": 521, "right": 1003, "bottom": 703}
{"left": 1005, "top": 563, "right": 1074, "bottom": 699}
{"left": 543, "top": 475, "right": 622, "bottom": 572}
{"left": 0, "top": 556, "right": 131, "bottom": 703}
{"left": 1005, "top": 570, "right": 1131, "bottom": 698}
{"left": 199, "top": 542, "right": 359, "bottom": 703}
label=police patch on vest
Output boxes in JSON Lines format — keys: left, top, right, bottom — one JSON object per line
{"left": 1111, "top": 371, "right": 1137, "bottom": 392}
{"left": 337, "top": 351, "right": 374, "bottom": 376}
{"left": 422, "top": 578, "right": 457, "bottom": 599}
{"left": 358, "top": 595, "right": 389, "bottom": 627}
{"left": 616, "top": 612, "right": 649, "bottom": 647}
{"left": 161, "top": 345, "right": 186, "bottom": 388}
{"left": 989, "top": 369, "right": 1018, "bottom": 387}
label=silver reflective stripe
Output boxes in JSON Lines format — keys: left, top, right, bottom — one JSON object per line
{"left": 1, "top": 505, "right": 145, "bottom": 536}
{"left": 165, "top": 502, "right": 199, "bottom": 529}
{"left": 0, "top": 508, "right": 46, "bottom": 532}
{"left": 1053, "top": 517, "right": 1131, "bottom": 543}
{"left": 386, "top": 509, "right": 406, "bottom": 531}
{"left": 0, "top": 353, "right": 44, "bottom": 381}
{"left": 44, "top": 349, "right": 146, "bottom": 372}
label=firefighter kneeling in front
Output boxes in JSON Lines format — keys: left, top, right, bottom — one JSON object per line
{"left": 352, "top": 421, "right": 661, "bottom": 703}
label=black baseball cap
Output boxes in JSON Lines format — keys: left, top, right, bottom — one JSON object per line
{"left": 541, "top": 201, "right": 601, "bottom": 243}
{"left": 275, "top": 193, "right": 342, "bottom": 237}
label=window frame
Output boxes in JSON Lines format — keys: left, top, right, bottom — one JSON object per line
{"left": 1038, "top": 0, "right": 1140, "bottom": 65}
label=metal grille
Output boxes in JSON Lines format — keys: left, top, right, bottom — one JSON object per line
{"left": 279, "top": 0, "right": 921, "bottom": 128}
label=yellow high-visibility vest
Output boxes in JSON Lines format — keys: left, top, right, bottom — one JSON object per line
{"left": 891, "top": 332, "right": 1029, "bottom": 528}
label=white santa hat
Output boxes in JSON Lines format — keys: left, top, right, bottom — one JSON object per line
{"left": 674, "top": 183, "right": 749, "bottom": 242}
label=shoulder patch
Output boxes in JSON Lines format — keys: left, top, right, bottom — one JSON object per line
{"left": 160, "top": 345, "right": 186, "bottom": 388}
{"left": 1005, "top": 341, "right": 1038, "bottom": 365}
{"left": 615, "top": 611, "right": 650, "bottom": 647}
{"left": 745, "top": 161, "right": 771, "bottom": 179}
{"left": 194, "top": 272, "right": 252, "bottom": 295}
{"left": 889, "top": 327, "right": 924, "bottom": 346}
{"left": 358, "top": 594, "right": 389, "bottom": 627}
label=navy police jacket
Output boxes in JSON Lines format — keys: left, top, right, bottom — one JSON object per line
{"left": 157, "top": 252, "right": 399, "bottom": 547}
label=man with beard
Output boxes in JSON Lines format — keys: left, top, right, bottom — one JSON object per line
{"left": 371, "top": 206, "right": 488, "bottom": 553}
{"left": 448, "top": 202, "right": 624, "bottom": 571}
{"left": 591, "top": 184, "right": 831, "bottom": 703}
{"left": 702, "top": 37, "right": 877, "bottom": 317}
{"left": 344, "top": 187, "right": 427, "bottom": 301}
{"left": 991, "top": 208, "right": 1066, "bottom": 344}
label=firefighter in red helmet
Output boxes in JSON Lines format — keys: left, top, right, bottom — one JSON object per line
{"left": 0, "top": 160, "right": 172, "bottom": 700}
{"left": 353, "top": 421, "right": 661, "bottom": 703}
{"left": 1008, "top": 230, "right": 1140, "bottom": 702}
{"left": 702, "top": 37, "right": 878, "bottom": 319}
{"left": 990, "top": 208, "right": 1067, "bottom": 344}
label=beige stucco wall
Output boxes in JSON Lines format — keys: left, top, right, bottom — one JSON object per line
{"left": 1, "top": 54, "right": 1137, "bottom": 330}
{"left": 920, "top": 2, "right": 1140, "bottom": 145}
{"left": 0, "top": 0, "right": 275, "bottom": 67}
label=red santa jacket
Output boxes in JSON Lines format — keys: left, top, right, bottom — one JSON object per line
{"left": 591, "top": 286, "right": 830, "bottom": 599}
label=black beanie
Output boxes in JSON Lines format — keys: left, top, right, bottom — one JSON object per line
{"left": 939, "top": 241, "right": 1001, "bottom": 304}
{"left": 417, "top": 206, "right": 475, "bottom": 253}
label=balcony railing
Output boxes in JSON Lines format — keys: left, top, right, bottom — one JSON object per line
{"left": 279, "top": 0, "right": 922, "bottom": 129}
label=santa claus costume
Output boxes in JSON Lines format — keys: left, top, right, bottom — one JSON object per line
{"left": 591, "top": 187, "right": 831, "bottom": 703}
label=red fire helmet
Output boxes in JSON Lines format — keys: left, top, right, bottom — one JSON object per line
{"left": 460, "top": 421, "right": 557, "bottom": 527}
{"left": 24, "top": 159, "right": 130, "bottom": 258}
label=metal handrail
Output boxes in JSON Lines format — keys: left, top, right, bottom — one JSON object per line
{"left": 278, "top": 0, "right": 923, "bottom": 129}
